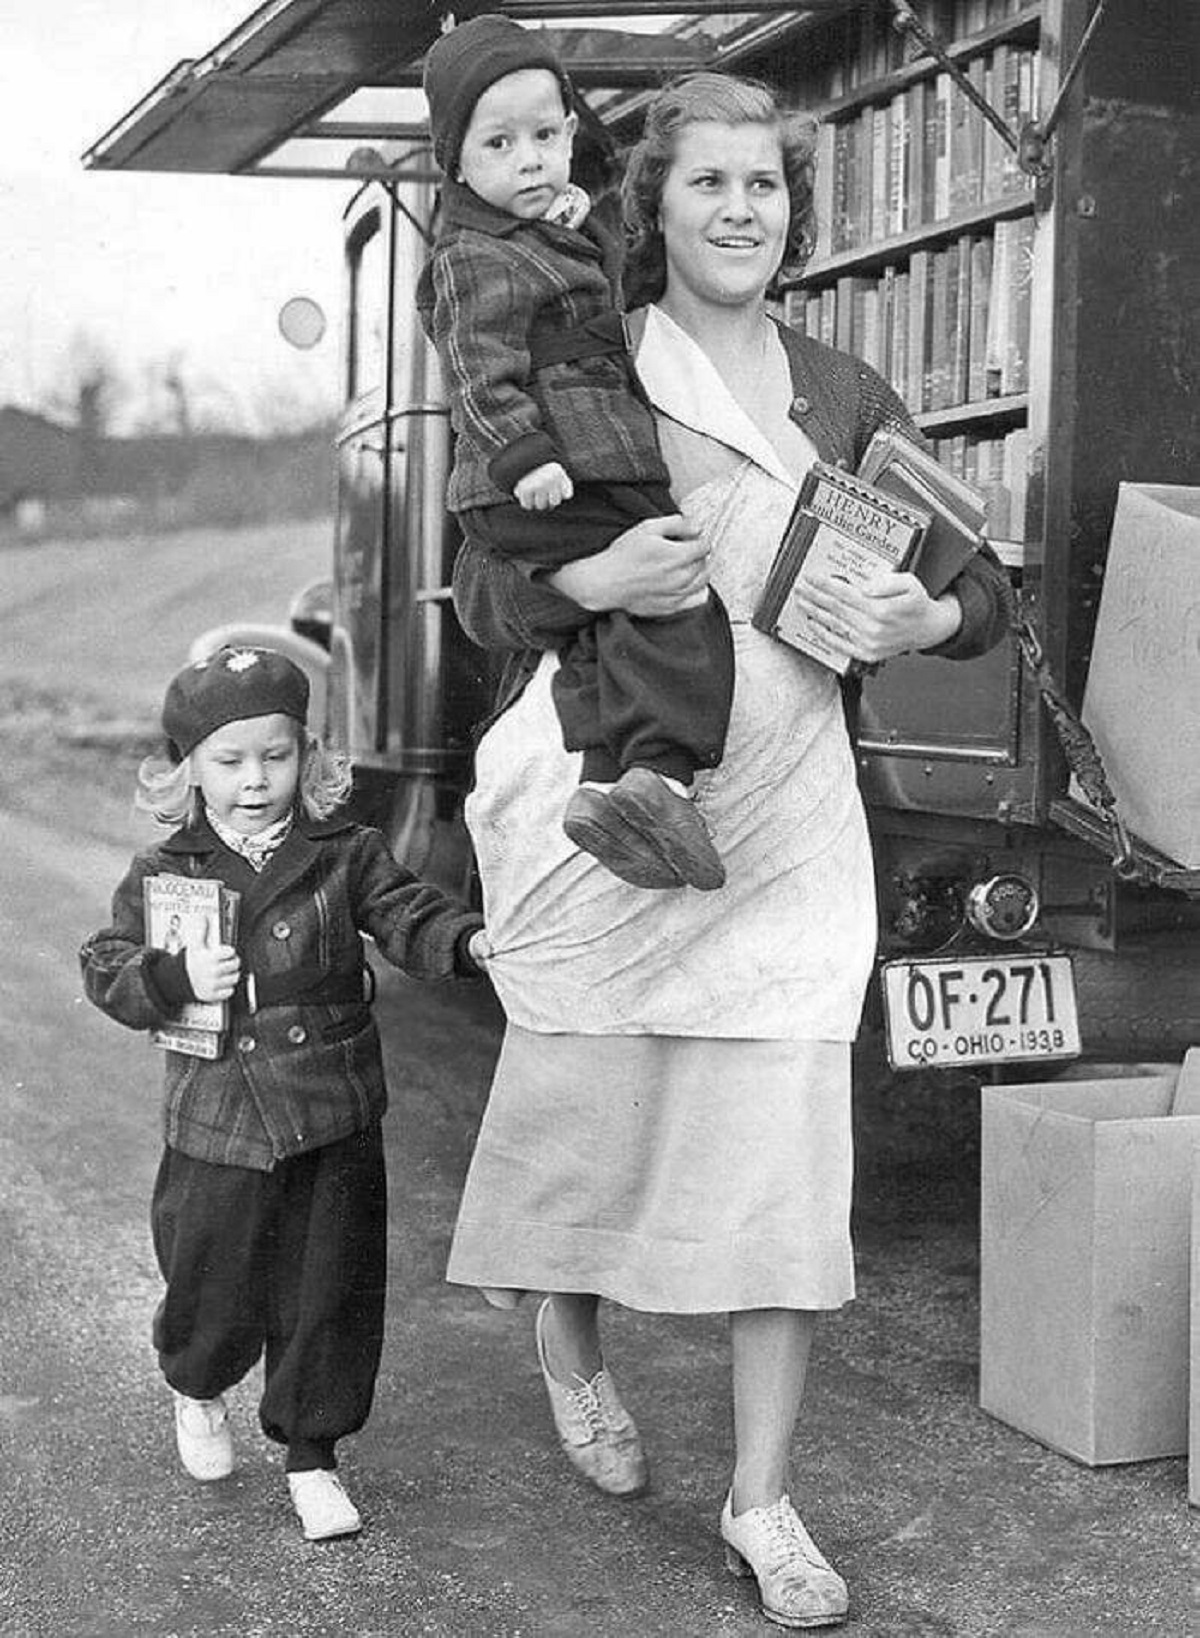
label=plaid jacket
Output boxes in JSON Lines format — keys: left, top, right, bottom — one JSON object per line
{"left": 80, "top": 812, "right": 482, "bottom": 1171}
{"left": 417, "top": 181, "right": 668, "bottom": 511}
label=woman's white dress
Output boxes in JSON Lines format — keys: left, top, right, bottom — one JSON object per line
{"left": 447, "top": 307, "right": 876, "bottom": 1313}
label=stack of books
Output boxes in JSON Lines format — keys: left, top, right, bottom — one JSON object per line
{"left": 752, "top": 436, "right": 987, "bottom": 675}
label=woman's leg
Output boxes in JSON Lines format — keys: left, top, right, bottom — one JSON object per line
{"left": 539, "top": 1292, "right": 603, "bottom": 1381}
{"left": 729, "top": 1307, "right": 818, "bottom": 1511}
{"left": 723, "top": 1308, "right": 848, "bottom": 1626}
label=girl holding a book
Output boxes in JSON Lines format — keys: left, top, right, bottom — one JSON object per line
{"left": 80, "top": 645, "right": 485, "bottom": 1543}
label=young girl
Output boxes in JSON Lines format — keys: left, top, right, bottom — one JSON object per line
{"left": 80, "top": 645, "right": 485, "bottom": 1542}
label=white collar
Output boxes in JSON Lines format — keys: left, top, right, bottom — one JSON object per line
{"left": 634, "top": 304, "right": 798, "bottom": 490}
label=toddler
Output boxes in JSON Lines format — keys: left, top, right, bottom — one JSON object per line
{"left": 80, "top": 645, "right": 485, "bottom": 1541}
{"left": 418, "top": 13, "right": 733, "bottom": 891}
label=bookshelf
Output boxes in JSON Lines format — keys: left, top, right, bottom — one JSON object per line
{"left": 781, "top": 0, "right": 1039, "bottom": 551}
{"left": 763, "top": 0, "right": 1200, "bottom": 832}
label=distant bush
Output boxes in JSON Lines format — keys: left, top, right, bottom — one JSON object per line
{"left": 0, "top": 425, "right": 336, "bottom": 543}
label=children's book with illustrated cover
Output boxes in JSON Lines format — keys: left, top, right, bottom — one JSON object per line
{"left": 857, "top": 428, "right": 986, "bottom": 596}
{"left": 752, "top": 461, "right": 930, "bottom": 676}
{"left": 143, "top": 875, "right": 240, "bottom": 1059}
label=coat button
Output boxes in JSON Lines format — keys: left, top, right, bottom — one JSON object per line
{"left": 271, "top": 920, "right": 291, "bottom": 940}
{"left": 793, "top": 395, "right": 811, "bottom": 415}
{"left": 237, "top": 1034, "right": 256, "bottom": 1053}
{"left": 287, "top": 1024, "right": 308, "bottom": 1045}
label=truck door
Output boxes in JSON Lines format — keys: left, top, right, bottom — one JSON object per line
{"left": 331, "top": 175, "right": 496, "bottom": 894}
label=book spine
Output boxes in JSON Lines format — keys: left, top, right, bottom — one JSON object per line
{"left": 890, "top": 267, "right": 911, "bottom": 408}
{"left": 813, "top": 120, "right": 836, "bottom": 262}
{"left": 905, "top": 82, "right": 926, "bottom": 232}
{"left": 908, "top": 248, "right": 933, "bottom": 414}
{"left": 820, "top": 285, "right": 837, "bottom": 347}
{"left": 985, "top": 217, "right": 1012, "bottom": 397}
{"left": 928, "top": 247, "right": 950, "bottom": 410}
{"left": 933, "top": 73, "right": 952, "bottom": 221}
{"left": 949, "top": 235, "right": 972, "bottom": 407}
{"left": 967, "top": 233, "right": 994, "bottom": 402}
{"left": 1003, "top": 425, "right": 1029, "bottom": 539}
{"left": 870, "top": 103, "right": 889, "bottom": 242}
{"left": 1001, "top": 214, "right": 1035, "bottom": 394}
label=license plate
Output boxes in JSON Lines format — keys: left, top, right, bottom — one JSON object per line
{"left": 880, "top": 952, "right": 1081, "bottom": 1071}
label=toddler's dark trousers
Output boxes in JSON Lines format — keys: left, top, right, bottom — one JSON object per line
{"left": 465, "top": 482, "right": 735, "bottom": 787}
{"left": 151, "top": 1124, "right": 386, "bottom": 1471}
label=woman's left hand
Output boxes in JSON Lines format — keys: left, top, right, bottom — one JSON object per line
{"left": 793, "top": 569, "right": 963, "bottom": 665}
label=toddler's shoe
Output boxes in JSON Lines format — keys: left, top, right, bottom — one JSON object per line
{"left": 287, "top": 1469, "right": 363, "bottom": 1541}
{"left": 563, "top": 785, "right": 685, "bottom": 889}
{"left": 720, "top": 1491, "right": 848, "bottom": 1629}
{"left": 172, "top": 1391, "right": 234, "bottom": 1481}
{"left": 607, "top": 767, "right": 725, "bottom": 891}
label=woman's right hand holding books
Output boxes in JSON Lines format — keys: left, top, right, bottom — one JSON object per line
{"left": 186, "top": 943, "right": 241, "bottom": 1003}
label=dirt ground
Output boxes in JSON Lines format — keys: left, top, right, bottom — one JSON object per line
{"left": 1, "top": 523, "right": 1193, "bottom": 1635}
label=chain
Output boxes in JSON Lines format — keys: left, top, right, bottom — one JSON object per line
{"left": 1015, "top": 615, "right": 1141, "bottom": 880}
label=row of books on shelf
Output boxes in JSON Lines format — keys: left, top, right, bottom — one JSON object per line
{"left": 786, "top": 216, "right": 1034, "bottom": 415}
{"left": 814, "top": 43, "right": 1038, "bottom": 254}
{"left": 930, "top": 425, "right": 1028, "bottom": 547}
{"left": 820, "top": 0, "right": 1031, "bottom": 100}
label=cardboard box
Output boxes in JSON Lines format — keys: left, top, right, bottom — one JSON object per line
{"left": 980, "top": 1068, "right": 1200, "bottom": 1465}
{"left": 1079, "top": 482, "right": 1200, "bottom": 868}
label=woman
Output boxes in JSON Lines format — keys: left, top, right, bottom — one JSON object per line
{"left": 448, "top": 73, "right": 1009, "bottom": 1629}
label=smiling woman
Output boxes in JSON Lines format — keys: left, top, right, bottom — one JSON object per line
{"left": 445, "top": 66, "right": 1011, "bottom": 1632}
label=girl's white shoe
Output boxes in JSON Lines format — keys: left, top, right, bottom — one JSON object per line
{"left": 287, "top": 1470, "right": 363, "bottom": 1541}
{"left": 172, "top": 1392, "right": 234, "bottom": 1481}
{"left": 720, "top": 1492, "right": 849, "bottom": 1629}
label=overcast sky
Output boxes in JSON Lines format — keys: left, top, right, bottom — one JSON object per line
{"left": 0, "top": 1, "right": 348, "bottom": 432}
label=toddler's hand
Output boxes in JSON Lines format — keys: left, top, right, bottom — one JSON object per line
{"left": 186, "top": 943, "right": 240, "bottom": 1003}
{"left": 515, "top": 462, "right": 574, "bottom": 512}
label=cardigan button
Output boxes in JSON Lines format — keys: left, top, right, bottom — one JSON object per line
{"left": 287, "top": 1024, "right": 308, "bottom": 1046}
{"left": 237, "top": 1034, "right": 256, "bottom": 1053}
{"left": 271, "top": 919, "right": 292, "bottom": 940}
{"left": 793, "top": 395, "right": 811, "bottom": 414}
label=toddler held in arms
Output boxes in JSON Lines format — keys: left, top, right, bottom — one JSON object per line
{"left": 418, "top": 14, "right": 733, "bottom": 891}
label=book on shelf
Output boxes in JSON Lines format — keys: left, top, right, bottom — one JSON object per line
{"left": 143, "top": 874, "right": 241, "bottom": 1059}
{"left": 752, "top": 462, "right": 931, "bottom": 677}
{"left": 857, "top": 428, "right": 988, "bottom": 597}
{"left": 967, "top": 233, "right": 994, "bottom": 401}
{"left": 813, "top": 120, "right": 836, "bottom": 262}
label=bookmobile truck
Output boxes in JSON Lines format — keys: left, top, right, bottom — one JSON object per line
{"left": 86, "top": 0, "right": 1200, "bottom": 1079}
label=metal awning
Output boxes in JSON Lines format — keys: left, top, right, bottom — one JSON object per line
{"left": 82, "top": 1, "right": 847, "bottom": 181}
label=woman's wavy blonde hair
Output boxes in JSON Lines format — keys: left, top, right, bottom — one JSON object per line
{"left": 135, "top": 724, "right": 352, "bottom": 829}
{"left": 621, "top": 72, "right": 818, "bottom": 310}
